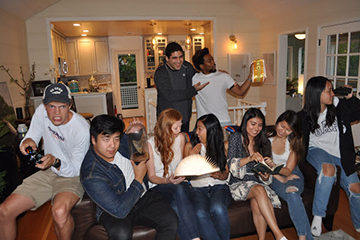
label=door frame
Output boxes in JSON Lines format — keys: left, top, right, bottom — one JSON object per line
{"left": 112, "top": 49, "right": 144, "bottom": 118}
{"left": 277, "top": 27, "right": 309, "bottom": 116}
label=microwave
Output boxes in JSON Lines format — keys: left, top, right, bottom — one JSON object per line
{"left": 58, "top": 57, "right": 68, "bottom": 76}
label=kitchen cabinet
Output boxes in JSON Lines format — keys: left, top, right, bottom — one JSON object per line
{"left": 66, "top": 39, "right": 79, "bottom": 76}
{"left": 144, "top": 36, "right": 167, "bottom": 73}
{"left": 66, "top": 37, "right": 110, "bottom": 76}
{"left": 193, "top": 35, "right": 204, "bottom": 53}
{"left": 31, "top": 92, "right": 114, "bottom": 118}
{"left": 51, "top": 30, "right": 67, "bottom": 76}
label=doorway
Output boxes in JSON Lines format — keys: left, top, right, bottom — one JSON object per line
{"left": 278, "top": 30, "right": 308, "bottom": 116}
{"left": 113, "top": 50, "right": 144, "bottom": 118}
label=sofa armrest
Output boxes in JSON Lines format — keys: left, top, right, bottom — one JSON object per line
{"left": 71, "top": 193, "right": 97, "bottom": 240}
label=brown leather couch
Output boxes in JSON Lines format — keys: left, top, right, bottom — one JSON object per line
{"left": 70, "top": 161, "right": 341, "bottom": 240}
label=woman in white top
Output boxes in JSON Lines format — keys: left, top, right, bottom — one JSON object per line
{"left": 297, "top": 76, "right": 360, "bottom": 236}
{"left": 184, "top": 114, "right": 231, "bottom": 240}
{"left": 146, "top": 108, "right": 200, "bottom": 240}
{"left": 268, "top": 110, "right": 313, "bottom": 240}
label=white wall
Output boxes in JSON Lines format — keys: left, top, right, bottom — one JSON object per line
{"left": 0, "top": 8, "right": 30, "bottom": 112}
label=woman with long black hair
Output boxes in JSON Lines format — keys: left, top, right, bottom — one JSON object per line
{"left": 298, "top": 76, "right": 360, "bottom": 236}
{"left": 184, "top": 113, "right": 231, "bottom": 240}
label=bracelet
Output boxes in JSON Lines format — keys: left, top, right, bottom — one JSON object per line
{"left": 52, "top": 158, "right": 61, "bottom": 168}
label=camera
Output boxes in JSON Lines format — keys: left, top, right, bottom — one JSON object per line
{"left": 333, "top": 87, "right": 352, "bottom": 95}
{"left": 25, "top": 146, "right": 43, "bottom": 164}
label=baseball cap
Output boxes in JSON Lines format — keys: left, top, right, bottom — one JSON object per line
{"left": 43, "top": 83, "right": 71, "bottom": 105}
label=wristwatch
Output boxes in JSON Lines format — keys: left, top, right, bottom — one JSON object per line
{"left": 52, "top": 158, "right": 61, "bottom": 168}
{"left": 247, "top": 78, "right": 253, "bottom": 82}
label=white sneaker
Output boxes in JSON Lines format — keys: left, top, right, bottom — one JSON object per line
{"left": 279, "top": 237, "right": 288, "bottom": 240}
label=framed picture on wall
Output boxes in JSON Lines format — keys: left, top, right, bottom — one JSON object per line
{"left": 262, "top": 52, "right": 276, "bottom": 85}
{"left": 32, "top": 80, "right": 51, "bottom": 96}
{"left": 227, "top": 53, "right": 251, "bottom": 83}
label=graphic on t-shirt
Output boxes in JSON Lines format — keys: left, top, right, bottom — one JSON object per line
{"left": 48, "top": 126, "right": 65, "bottom": 141}
{"left": 314, "top": 119, "right": 338, "bottom": 137}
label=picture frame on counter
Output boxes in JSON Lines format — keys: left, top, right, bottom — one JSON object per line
{"left": 32, "top": 80, "right": 52, "bottom": 96}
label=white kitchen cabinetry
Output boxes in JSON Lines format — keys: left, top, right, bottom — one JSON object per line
{"left": 51, "top": 30, "right": 67, "bottom": 75}
{"left": 144, "top": 36, "right": 167, "bottom": 73}
{"left": 31, "top": 92, "right": 114, "bottom": 118}
{"left": 66, "top": 37, "right": 110, "bottom": 76}
{"left": 66, "top": 39, "right": 79, "bottom": 76}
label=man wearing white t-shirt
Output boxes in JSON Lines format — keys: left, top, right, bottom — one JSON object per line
{"left": 0, "top": 83, "right": 90, "bottom": 240}
{"left": 192, "top": 48, "right": 253, "bottom": 126}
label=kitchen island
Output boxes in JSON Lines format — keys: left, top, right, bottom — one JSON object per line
{"left": 30, "top": 91, "right": 114, "bottom": 119}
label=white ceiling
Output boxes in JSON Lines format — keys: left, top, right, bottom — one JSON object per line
{"left": 0, "top": 0, "right": 318, "bottom": 37}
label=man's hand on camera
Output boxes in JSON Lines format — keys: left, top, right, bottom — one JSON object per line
{"left": 20, "top": 138, "right": 37, "bottom": 155}
{"left": 36, "top": 154, "right": 56, "bottom": 169}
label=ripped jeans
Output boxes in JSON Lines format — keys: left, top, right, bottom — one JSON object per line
{"left": 307, "top": 147, "right": 360, "bottom": 229}
{"left": 271, "top": 167, "right": 313, "bottom": 240}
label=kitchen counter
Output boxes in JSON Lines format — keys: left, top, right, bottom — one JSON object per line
{"left": 30, "top": 92, "right": 114, "bottom": 118}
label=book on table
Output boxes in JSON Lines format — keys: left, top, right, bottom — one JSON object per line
{"left": 252, "top": 162, "right": 284, "bottom": 175}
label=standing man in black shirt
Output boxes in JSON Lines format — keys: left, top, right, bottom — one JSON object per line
{"left": 154, "top": 42, "right": 208, "bottom": 132}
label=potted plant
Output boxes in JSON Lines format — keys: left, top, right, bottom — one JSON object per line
{"left": 0, "top": 63, "right": 36, "bottom": 119}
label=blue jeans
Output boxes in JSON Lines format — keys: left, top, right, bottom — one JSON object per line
{"left": 271, "top": 167, "right": 313, "bottom": 240}
{"left": 307, "top": 147, "right": 360, "bottom": 229}
{"left": 153, "top": 182, "right": 199, "bottom": 239}
{"left": 190, "top": 184, "right": 232, "bottom": 240}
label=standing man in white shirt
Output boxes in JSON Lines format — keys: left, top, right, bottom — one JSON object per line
{"left": 0, "top": 83, "right": 90, "bottom": 240}
{"left": 192, "top": 48, "right": 253, "bottom": 126}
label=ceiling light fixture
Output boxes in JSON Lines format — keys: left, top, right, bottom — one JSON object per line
{"left": 295, "top": 33, "right": 306, "bottom": 40}
{"left": 190, "top": 28, "right": 196, "bottom": 31}
{"left": 157, "top": 33, "right": 162, "bottom": 35}
{"left": 73, "top": 23, "right": 81, "bottom": 27}
{"left": 229, "top": 34, "right": 238, "bottom": 50}
{"left": 81, "top": 34, "right": 87, "bottom": 37}
{"left": 83, "top": 30, "right": 89, "bottom": 33}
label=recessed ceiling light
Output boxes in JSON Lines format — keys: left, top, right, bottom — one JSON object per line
{"left": 157, "top": 33, "right": 162, "bottom": 35}
{"left": 190, "top": 28, "right": 196, "bottom": 31}
{"left": 199, "top": 32, "right": 204, "bottom": 35}
{"left": 82, "top": 30, "right": 89, "bottom": 33}
{"left": 81, "top": 34, "right": 87, "bottom": 36}
{"left": 73, "top": 23, "right": 81, "bottom": 27}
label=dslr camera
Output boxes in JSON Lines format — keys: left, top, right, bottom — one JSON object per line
{"left": 25, "top": 146, "right": 43, "bottom": 164}
{"left": 333, "top": 87, "right": 352, "bottom": 95}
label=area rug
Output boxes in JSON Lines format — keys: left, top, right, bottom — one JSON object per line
{"left": 314, "top": 229, "right": 355, "bottom": 240}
